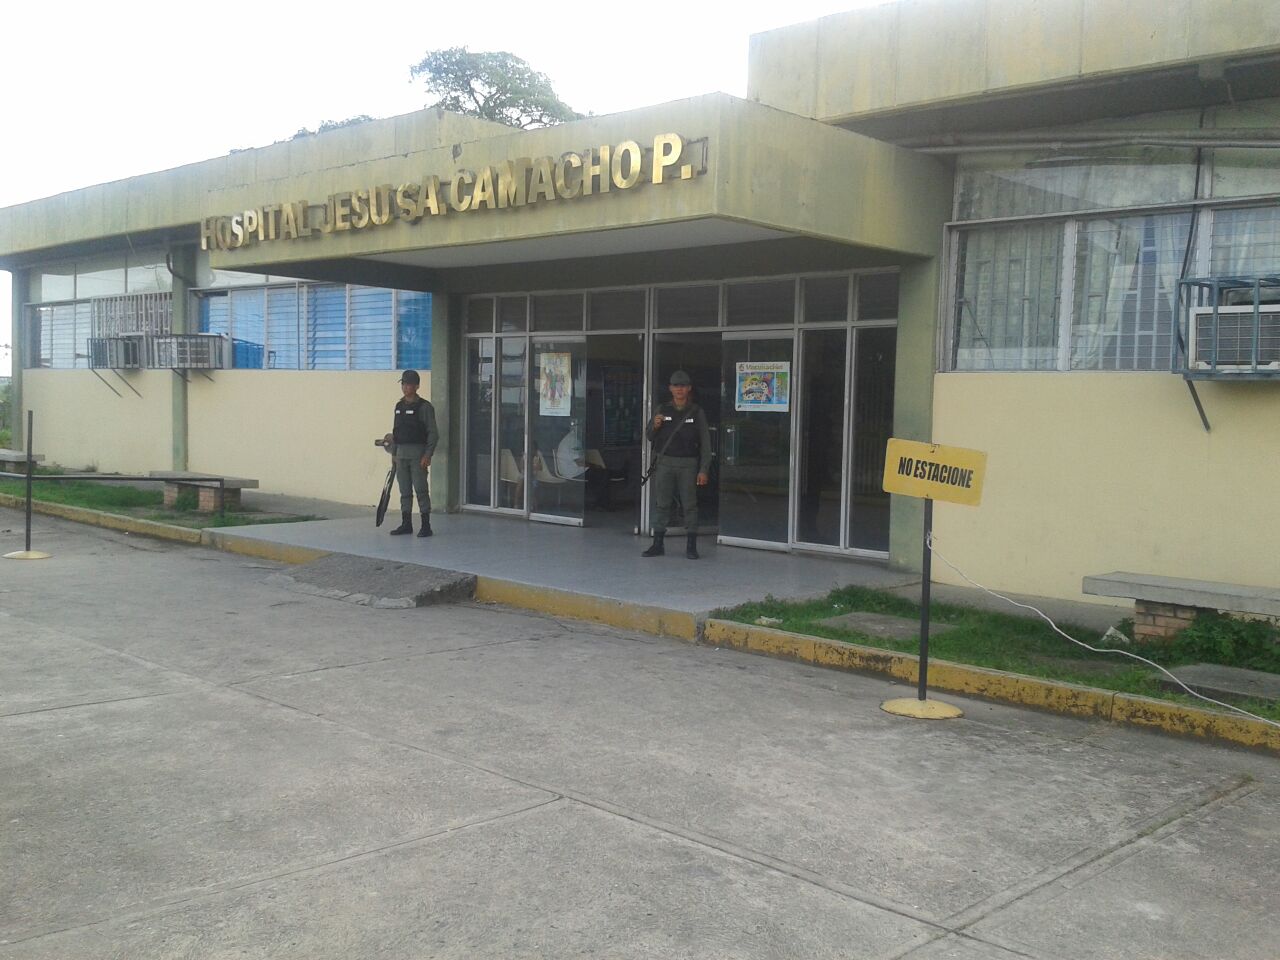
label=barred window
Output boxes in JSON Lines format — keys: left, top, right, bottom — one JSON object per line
{"left": 1070, "top": 213, "right": 1191, "bottom": 371}
{"left": 948, "top": 204, "right": 1280, "bottom": 372}
{"left": 952, "top": 223, "right": 1062, "bottom": 370}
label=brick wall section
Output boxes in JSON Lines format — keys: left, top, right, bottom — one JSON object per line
{"left": 1134, "top": 600, "right": 1199, "bottom": 642}
{"left": 163, "top": 482, "right": 240, "bottom": 512}
{"left": 197, "top": 486, "right": 239, "bottom": 512}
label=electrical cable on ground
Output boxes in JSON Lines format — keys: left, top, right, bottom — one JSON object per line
{"left": 925, "top": 532, "right": 1280, "bottom": 730}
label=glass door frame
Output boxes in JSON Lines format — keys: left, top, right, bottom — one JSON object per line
{"left": 843, "top": 320, "right": 898, "bottom": 558}
{"left": 716, "top": 328, "right": 798, "bottom": 553}
{"left": 792, "top": 321, "right": 853, "bottom": 555}
{"left": 641, "top": 327, "right": 723, "bottom": 538}
{"left": 458, "top": 270, "right": 899, "bottom": 558}
{"left": 527, "top": 334, "right": 588, "bottom": 527}
{"left": 790, "top": 319, "right": 898, "bottom": 559}
{"left": 460, "top": 333, "right": 531, "bottom": 518}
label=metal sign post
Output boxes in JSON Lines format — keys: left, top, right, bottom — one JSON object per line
{"left": 879, "top": 438, "right": 988, "bottom": 720}
{"left": 917, "top": 497, "right": 934, "bottom": 702}
{"left": 5, "top": 411, "right": 52, "bottom": 561}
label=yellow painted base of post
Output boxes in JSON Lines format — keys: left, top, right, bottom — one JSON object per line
{"left": 4, "top": 550, "right": 52, "bottom": 560}
{"left": 881, "top": 697, "right": 964, "bottom": 719}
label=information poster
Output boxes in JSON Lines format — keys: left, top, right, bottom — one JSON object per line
{"left": 538, "top": 352, "right": 572, "bottom": 416}
{"left": 735, "top": 361, "right": 790, "bottom": 412}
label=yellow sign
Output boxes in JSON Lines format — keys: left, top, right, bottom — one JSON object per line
{"left": 882, "top": 438, "right": 987, "bottom": 507}
{"left": 201, "top": 133, "right": 707, "bottom": 251}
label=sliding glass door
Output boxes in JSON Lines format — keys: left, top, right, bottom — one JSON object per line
{"left": 528, "top": 338, "right": 587, "bottom": 525}
{"left": 719, "top": 334, "right": 794, "bottom": 546}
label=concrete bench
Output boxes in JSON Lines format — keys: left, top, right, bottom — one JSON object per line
{"left": 0, "top": 448, "right": 44, "bottom": 474}
{"left": 1083, "top": 571, "right": 1280, "bottom": 642}
{"left": 149, "top": 471, "right": 259, "bottom": 512}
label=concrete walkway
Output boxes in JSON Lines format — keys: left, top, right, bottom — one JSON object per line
{"left": 1, "top": 513, "right": 1276, "bottom": 959}
{"left": 222, "top": 507, "right": 1124, "bottom": 629}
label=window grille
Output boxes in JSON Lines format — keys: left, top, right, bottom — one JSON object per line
{"left": 948, "top": 203, "right": 1280, "bottom": 372}
{"left": 952, "top": 222, "right": 1062, "bottom": 370}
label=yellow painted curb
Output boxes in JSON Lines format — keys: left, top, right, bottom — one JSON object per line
{"left": 703, "top": 619, "right": 1278, "bottom": 753}
{"left": 0, "top": 493, "right": 203, "bottom": 545}
{"left": 926, "top": 660, "right": 1113, "bottom": 721}
{"left": 1112, "top": 692, "right": 1280, "bottom": 752}
{"left": 200, "top": 530, "right": 330, "bottom": 566}
{"left": 475, "top": 577, "right": 697, "bottom": 641}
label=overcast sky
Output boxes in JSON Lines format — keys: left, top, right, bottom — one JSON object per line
{"left": 0, "top": 0, "right": 891, "bottom": 376}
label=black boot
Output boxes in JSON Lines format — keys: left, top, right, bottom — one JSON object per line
{"left": 641, "top": 532, "right": 665, "bottom": 557}
{"left": 389, "top": 512, "right": 413, "bottom": 535}
{"left": 416, "top": 514, "right": 433, "bottom": 538}
{"left": 686, "top": 534, "right": 699, "bottom": 560}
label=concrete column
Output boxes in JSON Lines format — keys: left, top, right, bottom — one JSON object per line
{"left": 168, "top": 245, "right": 197, "bottom": 471}
{"left": 887, "top": 256, "right": 941, "bottom": 573}
{"left": 9, "top": 268, "right": 27, "bottom": 451}
{"left": 429, "top": 291, "right": 461, "bottom": 512}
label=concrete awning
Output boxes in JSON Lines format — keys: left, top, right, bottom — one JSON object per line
{"left": 0, "top": 96, "right": 951, "bottom": 275}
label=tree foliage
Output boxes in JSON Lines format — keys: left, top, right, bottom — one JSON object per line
{"left": 410, "top": 48, "right": 582, "bottom": 129}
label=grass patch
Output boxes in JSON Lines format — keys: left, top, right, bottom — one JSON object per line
{"left": 715, "top": 586, "right": 1280, "bottom": 722}
{"left": 0, "top": 476, "right": 161, "bottom": 510}
{"left": 0, "top": 472, "right": 321, "bottom": 529}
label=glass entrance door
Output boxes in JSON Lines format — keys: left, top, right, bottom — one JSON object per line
{"left": 585, "top": 334, "right": 645, "bottom": 528}
{"left": 848, "top": 326, "right": 895, "bottom": 552}
{"left": 719, "top": 335, "right": 794, "bottom": 546}
{"left": 529, "top": 338, "right": 587, "bottom": 525}
{"left": 651, "top": 333, "right": 721, "bottom": 532}
{"left": 796, "top": 328, "right": 847, "bottom": 547}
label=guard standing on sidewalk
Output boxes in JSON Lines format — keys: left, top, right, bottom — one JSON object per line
{"left": 643, "top": 370, "right": 711, "bottom": 559}
{"left": 387, "top": 370, "right": 439, "bottom": 538}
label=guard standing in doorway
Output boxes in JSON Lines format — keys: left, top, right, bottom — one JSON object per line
{"left": 387, "top": 370, "right": 439, "bottom": 537}
{"left": 643, "top": 370, "right": 711, "bottom": 559}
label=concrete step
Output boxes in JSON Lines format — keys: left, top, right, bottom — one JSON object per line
{"left": 268, "top": 552, "right": 476, "bottom": 608}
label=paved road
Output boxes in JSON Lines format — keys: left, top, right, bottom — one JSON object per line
{"left": 2, "top": 512, "right": 1277, "bottom": 959}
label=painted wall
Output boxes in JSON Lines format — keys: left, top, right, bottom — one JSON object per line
{"left": 931, "top": 372, "right": 1280, "bottom": 602}
{"left": 21, "top": 369, "right": 174, "bottom": 472}
{"left": 187, "top": 371, "right": 429, "bottom": 504}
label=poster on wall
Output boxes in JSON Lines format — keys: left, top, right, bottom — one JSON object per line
{"left": 538, "top": 352, "right": 572, "bottom": 416}
{"left": 735, "top": 361, "right": 791, "bottom": 412}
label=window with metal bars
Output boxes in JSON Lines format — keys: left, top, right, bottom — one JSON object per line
{"left": 949, "top": 203, "right": 1280, "bottom": 371}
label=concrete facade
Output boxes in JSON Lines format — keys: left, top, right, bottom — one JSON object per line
{"left": 748, "top": 0, "right": 1280, "bottom": 124}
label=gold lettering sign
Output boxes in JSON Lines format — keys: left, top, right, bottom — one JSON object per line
{"left": 201, "top": 133, "right": 707, "bottom": 251}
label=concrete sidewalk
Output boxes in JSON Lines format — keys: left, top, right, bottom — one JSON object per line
{"left": 1, "top": 514, "right": 1276, "bottom": 959}
{"left": 219, "top": 508, "right": 1125, "bottom": 630}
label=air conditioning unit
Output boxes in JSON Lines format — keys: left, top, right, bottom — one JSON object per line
{"left": 149, "top": 334, "right": 229, "bottom": 370}
{"left": 1188, "top": 305, "right": 1280, "bottom": 371}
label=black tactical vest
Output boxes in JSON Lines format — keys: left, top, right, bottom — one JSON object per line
{"left": 652, "top": 403, "right": 703, "bottom": 459}
{"left": 393, "top": 397, "right": 430, "bottom": 445}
